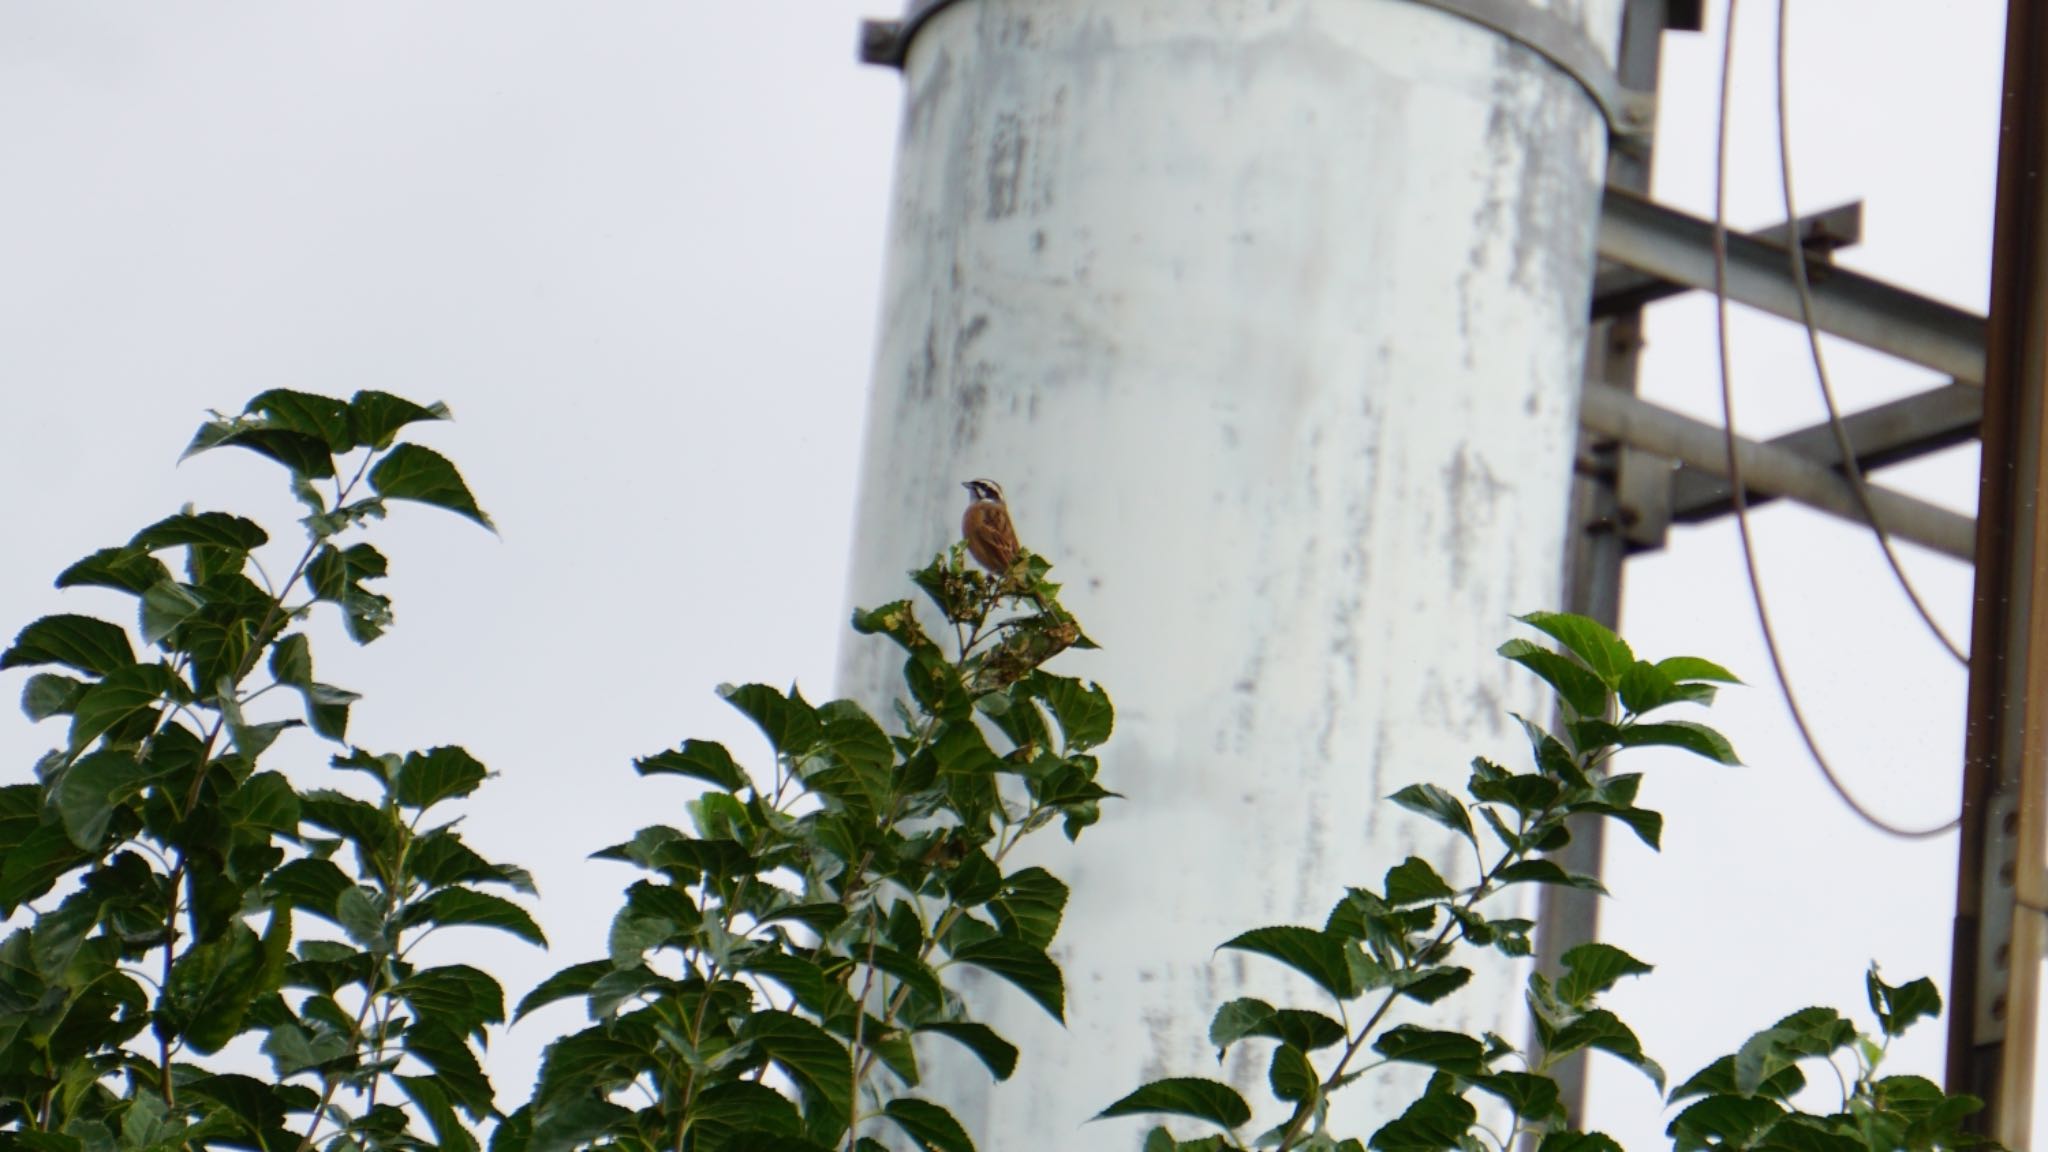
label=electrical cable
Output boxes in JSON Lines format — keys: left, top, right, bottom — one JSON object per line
{"left": 1774, "top": 0, "right": 1971, "bottom": 666}
{"left": 1710, "top": 0, "right": 1960, "bottom": 839}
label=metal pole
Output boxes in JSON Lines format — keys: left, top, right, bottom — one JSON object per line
{"left": 1950, "top": 0, "right": 2048, "bottom": 1141}
{"left": 1535, "top": 0, "right": 1672, "bottom": 1127}
{"left": 845, "top": 1, "right": 1624, "bottom": 1144}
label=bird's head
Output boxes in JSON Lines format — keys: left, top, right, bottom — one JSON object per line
{"left": 962, "top": 478, "right": 1005, "bottom": 505}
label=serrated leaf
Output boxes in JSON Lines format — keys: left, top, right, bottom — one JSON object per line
{"left": 1517, "top": 612, "right": 1634, "bottom": 687}
{"left": 54, "top": 750, "right": 155, "bottom": 848}
{"left": 884, "top": 1098, "right": 976, "bottom": 1152}
{"left": 350, "top": 391, "right": 451, "bottom": 449}
{"left": 1867, "top": 966, "right": 1942, "bottom": 1039}
{"left": 1373, "top": 1025, "right": 1485, "bottom": 1074}
{"left": 1655, "top": 656, "right": 1742, "bottom": 685}
{"left": 183, "top": 414, "right": 337, "bottom": 479}
{"left": 635, "top": 740, "right": 750, "bottom": 791}
{"left": 22, "top": 673, "right": 87, "bottom": 721}
{"left": 1094, "top": 1078, "right": 1252, "bottom": 1131}
{"left": 737, "top": 1011, "right": 852, "bottom": 1136}
{"left": 1493, "top": 859, "right": 1606, "bottom": 894}
{"left": 990, "top": 866, "right": 1067, "bottom": 947}
{"left": 69, "top": 662, "right": 179, "bottom": 751}
{"left": 1389, "top": 783, "right": 1475, "bottom": 846}
{"left": 57, "top": 546, "right": 174, "bottom": 596}
{"left": 916, "top": 1021, "right": 1019, "bottom": 1081}
{"left": 1368, "top": 1089, "right": 1478, "bottom": 1152}
{"left": 1385, "top": 857, "right": 1456, "bottom": 906}
{"left": 369, "top": 443, "right": 494, "bottom": 530}
{"left": 131, "top": 511, "right": 270, "bottom": 554}
{"left": 1667, "top": 1094, "right": 1784, "bottom": 1152}
{"left": 951, "top": 937, "right": 1065, "bottom": 1022}
{"left": 1613, "top": 721, "right": 1740, "bottom": 765}
{"left": 1220, "top": 925, "right": 1358, "bottom": 1000}
{"left": 2, "top": 614, "right": 135, "bottom": 676}
{"left": 1268, "top": 1043, "right": 1318, "bottom": 1103}
{"left": 396, "top": 746, "right": 490, "bottom": 809}
{"left": 1558, "top": 943, "right": 1653, "bottom": 1008}
{"left": 399, "top": 888, "right": 545, "bottom": 946}
{"left": 1500, "top": 638, "right": 1610, "bottom": 718}
{"left": 245, "top": 389, "right": 354, "bottom": 451}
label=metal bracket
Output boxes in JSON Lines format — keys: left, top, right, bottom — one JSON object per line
{"left": 1976, "top": 790, "right": 2020, "bottom": 1044}
{"left": 859, "top": 0, "right": 1656, "bottom": 143}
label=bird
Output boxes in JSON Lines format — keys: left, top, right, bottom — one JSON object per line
{"left": 961, "top": 478, "right": 1021, "bottom": 576}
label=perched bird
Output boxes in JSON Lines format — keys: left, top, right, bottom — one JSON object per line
{"left": 961, "top": 478, "right": 1021, "bottom": 575}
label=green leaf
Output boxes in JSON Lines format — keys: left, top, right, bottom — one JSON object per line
{"left": 245, "top": 389, "right": 354, "bottom": 451}
{"left": 1473, "top": 1072, "right": 1561, "bottom": 1120}
{"left": 184, "top": 412, "right": 337, "bottom": 479}
{"left": 1494, "top": 860, "right": 1606, "bottom": 894}
{"left": 1385, "top": 857, "right": 1456, "bottom": 906}
{"left": 396, "top": 746, "right": 490, "bottom": 809}
{"left": 1269, "top": 1043, "right": 1318, "bottom": 1103}
{"left": 990, "top": 866, "right": 1068, "bottom": 947}
{"left": 1558, "top": 943, "right": 1653, "bottom": 1007}
{"left": 634, "top": 740, "right": 750, "bottom": 791}
{"left": 1517, "top": 612, "right": 1634, "bottom": 687}
{"left": 130, "top": 511, "right": 270, "bottom": 554}
{"left": 916, "top": 1021, "right": 1019, "bottom": 1081}
{"left": 1667, "top": 1094, "right": 1784, "bottom": 1152}
{"left": 1734, "top": 1007, "right": 1854, "bottom": 1094}
{"left": 1655, "top": 656, "right": 1742, "bottom": 685}
{"left": 1537, "top": 1133, "right": 1625, "bottom": 1152}
{"left": 69, "top": 662, "right": 179, "bottom": 751}
{"left": 269, "top": 634, "right": 312, "bottom": 686}
{"left": 163, "top": 923, "right": 265, "bottom": 1053}
{"left": 1500, "top": 638, "right": 1610, "bottom": 719}
{"left": 1368, "top": 1089, "right": 1478, "bottom": 1152}
{"left": 405, "top": 1019, "right": 496, "bottom": 1119}
{"left": 1372, "top": 1025, "right": 1485, "bottom": 1074}
{"left": 57, "top": 546, "right": 173, "bottom": 596}
{"left": 1613, "top": 720, "right": 1740, "bottom": 765}
{"left": 1389, "top": 783, "right": 1476, "bottom": 846}
{"left": 737, "top": 1011, "right": 852, "bottom": 1136}
{"left": 1397, "top": 965, "right": 1473, "bottom": 1004}
{"left": 267, "top": 857, "right": 352, "bottom": 918}
{"left": 2, "top": 614, "right": 135, "bottom": 676}
{"left": 350, "top": 390, "right": 451, "bottom": 449}
{"left": 1667, "top": 1054, "right": 1805, "bottom": 1104}
{"left": 398, "top": 1075, "right": 480, "bottom": 1152}
{"left": 951, "top": 937, "right": 1065, "bottom": 1022}
{"left": 224, "top": 771, "right": 301, "bottom": 836}
{"left": 1094, "top": 1078, "right": 1252, "bottom": 1131}
{"left": 307, "top": 543, "right": 392, "bottom": 643}
{"left": 400, "top": 888, "right": 545, "bottom": 946}
{"left": 884, "top": 1098, "right": 976, "bottom": 1152}
{"left": 1034, "top": 673, "right": 1115, "bottom": 750}
{"left": 719, "top": 682, "right": 822, "bottom": 760}
{"left": 1551, "top": 1009, "right": 1664, "bottom": 1091}
{"left": 370, "top": 443, "right": 494, "bottom": 530}
{"left": 1209, "top": 998, "right": 1276, "bottom": 1054}
{"left": 52, "top": 746, "right": 149, "bottom": 844}
{"left": 1866, "top": 966, "right": 1942, "bottom": 1038}
{"left": 1220, "top": 925, "right": 1358, "bottom": 1000}
{"left": 22, "top": 673, "right": 87, "bottom": 721}
{"left": 513, "top": 959, "right": 609, "bottom": 1022}
{"left": 393, "top": 964, "right": 506, "bottom": 1042}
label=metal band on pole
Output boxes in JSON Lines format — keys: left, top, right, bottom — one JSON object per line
{"left": 860, "top": 0, "right": 1655, "bottom": 143}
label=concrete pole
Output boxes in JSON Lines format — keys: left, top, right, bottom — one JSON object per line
{"left": 839, "top": 1, "right": 1622, "bottom": 1144}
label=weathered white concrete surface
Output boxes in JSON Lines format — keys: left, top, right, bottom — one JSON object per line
{"left": 838, "top": 0, "right": 1622, "bottom": 1144}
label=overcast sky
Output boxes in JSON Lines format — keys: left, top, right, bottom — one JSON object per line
{"left": 0, "top": 3, "right": 2022, "bottom": 1149}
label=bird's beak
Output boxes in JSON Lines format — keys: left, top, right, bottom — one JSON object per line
{"left": 961, "top": 481, "right": 974, "bottom": 492}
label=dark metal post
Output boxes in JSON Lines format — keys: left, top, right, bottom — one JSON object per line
{"left": 1536, "top": 0, "right": 1685, "bottom": 1125}
{"left": 1950, "top": 0, "right": 2048, "bottom": 1141}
